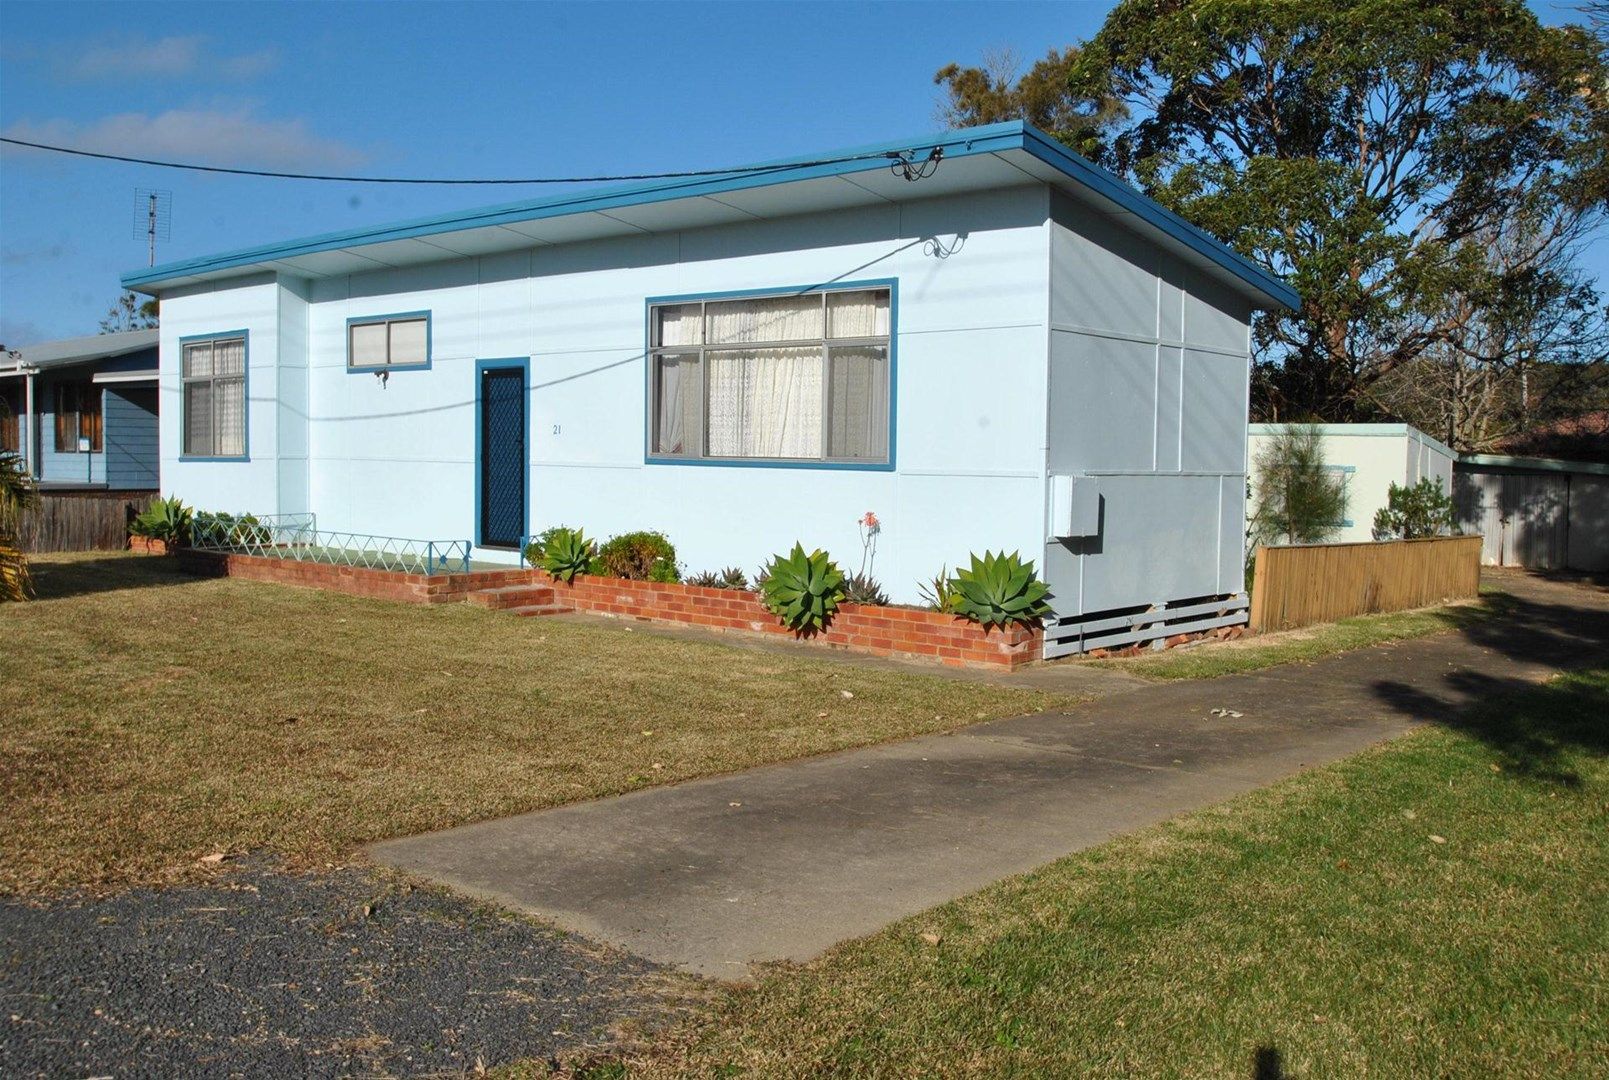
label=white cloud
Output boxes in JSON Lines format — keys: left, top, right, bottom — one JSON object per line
{"left": 63, "top": 35, "right": 278, "bottom": 81}
{"left": 2, "top": 107, "right": 367, "bottom": 170}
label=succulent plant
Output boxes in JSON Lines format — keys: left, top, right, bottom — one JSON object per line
{"left": 688, "top": 566, "right": 750, "bottom": 590}
{"left": 949, "top": 550, "right": 1052, "bottom": 628}
{"left": 596, "top": 530, "right": 679, "bottom": 582}
{"left": 539, "top": 526, "right": 594, "bottom": 583}
{"left": 842, "top": 572, "right": 890, "bottom": 607}
{"left": 917, "top": 566, "right": 958, "bottom": 613}
{"left": 130, "top": 496, "right": 193, "bottom": 546}
{"left": 760, "top": 543, "right": 845, "bottom": 633}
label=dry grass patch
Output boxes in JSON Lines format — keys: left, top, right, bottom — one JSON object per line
{"left": 0, "top": 555, "right": 1065, "bottom": 894}
{"left": 1087, "top": 592, "right": 1505, "bottom": 681}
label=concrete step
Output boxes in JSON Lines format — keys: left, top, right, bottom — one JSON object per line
{"left": 508, "top": 604, "right": 572, "bottom": 618}
{"left": 467, "top": 584, "right": 557, "bottom": 610}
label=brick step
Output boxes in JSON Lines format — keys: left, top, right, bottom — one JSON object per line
{"left": 466, "top": 585, "right": 558, "bottom": 610}
{"left": 507, "top": 604, "right": 573, "bottom": 618}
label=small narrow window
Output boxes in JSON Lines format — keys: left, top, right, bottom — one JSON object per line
{"left": 647, "top": 286, "right": 892, "bottom": 465}
{"left": 1, "top": 384, "right": 21, "bottom": 452}
{"left": 182, "top": 335, "right": 247, "bottom": 458}
{"left": 53, "top": 381, "right": 101, "bottom": 453}
{"left": 348, "top": 314, "right": 430, "bottom": 371}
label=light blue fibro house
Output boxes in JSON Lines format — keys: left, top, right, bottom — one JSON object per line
{"left": 123, "top": 121, "right": 1296, "bottom": 655}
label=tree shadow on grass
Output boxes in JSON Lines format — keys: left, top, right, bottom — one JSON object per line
{"left": 1374, "top": 669, "right": 1609, "bottom": 788}
{"left": 23, "top": 556, "right": 195, "bottom": 602}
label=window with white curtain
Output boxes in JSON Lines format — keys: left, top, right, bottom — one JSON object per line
{"left": 347, "top": 313, "right": 430, "bottom": 371}
{"left": 181, "top": 334, "right": 247, "bottom": 458}
{"left": 648, "top": 286, "right": 891, "bottom": 464}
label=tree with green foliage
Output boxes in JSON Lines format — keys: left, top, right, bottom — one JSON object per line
{"left": 1250, "top": 424, "right": 1348, "bottom": 549}
{"left": 1373, "top": 477, "right": 1457, "bottom": 540}
{"left": 99, "top": 291, "right": 158, "bottom": 333}
{"left": 1041, "top": 0, "right": 1608, "bottom": 427}
{"left": 934, "top": 47, "right": 1126, "bottom": 158}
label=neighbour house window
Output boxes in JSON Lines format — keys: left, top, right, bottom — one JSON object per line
{"left": 648, "top": 286, "right": 892, "bottom": 465}
{"left": 182, "top": 334, "right": 247, "bottom": 458}
{"left": 53, "top": 381, "right": 102, "bottom": 453}
{"left": 0, "top": 385, "right": 19, "bottom": 452}
{"left": 348, "top": 313, "right": 430, "bottom": 371}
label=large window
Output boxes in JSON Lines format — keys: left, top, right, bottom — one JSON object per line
{"left": 648, "top": 285, "right": 892, "bottom": 465}
{"left": 182, "top": 334, "right": 247, "bottom": 458}
{"left": 348, "top": 313, "right": 430, "bottom": 372}
{"left": 53, "top": 381, "right": 102, "bottom": 453}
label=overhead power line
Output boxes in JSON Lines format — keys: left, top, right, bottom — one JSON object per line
{"left": 0, "top": 135, "right": 943, "bottom": 186}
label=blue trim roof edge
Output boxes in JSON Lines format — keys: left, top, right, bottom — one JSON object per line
{"left": 121, "top": 121, "right": 1298, "bottom": 311}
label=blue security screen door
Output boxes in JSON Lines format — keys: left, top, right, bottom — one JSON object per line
{"left": 478, "top": 365, "right": 526, "bottom": 548}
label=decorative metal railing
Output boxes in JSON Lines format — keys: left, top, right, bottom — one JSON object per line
{"left": 189, "top": 512, "right": 472, "bottom": 575}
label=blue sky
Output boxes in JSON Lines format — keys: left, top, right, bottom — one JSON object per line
{"left": 0, "top": 0, "right": 1598, "bottom": 346}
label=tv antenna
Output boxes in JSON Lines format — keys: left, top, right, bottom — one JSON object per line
{"left": 133, "top": 188, "right": 172, "bottom": 266}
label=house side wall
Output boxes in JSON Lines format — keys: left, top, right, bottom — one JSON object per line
{"left": 1044, "top": 189, "right": 1254, "bottom": 616}
{"left": 1245, "top": 426, "right": 1457, "bottom": 545}
{"left": 165, "top": 187, "right": 1053, "bottom": 602}
{"left": 103, "top": 386, "right": 159, "bottom": 489}
{"left": 34, "top": 370, "right": 106, "bottom": 486}
{"left": 158, "top": 274, "right": 282, "bottom": 511}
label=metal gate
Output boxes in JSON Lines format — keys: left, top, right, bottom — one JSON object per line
{"left": 477, "top": 362, "right": 527, "bottom": 549}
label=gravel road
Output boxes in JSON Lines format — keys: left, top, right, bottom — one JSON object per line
{"left": 0, "top": 861, "right": 674, "bottom": 1078}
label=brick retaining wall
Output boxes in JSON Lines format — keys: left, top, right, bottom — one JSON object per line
{"left": 175, "top": 549, "right": 1043, "bottom": 669}
{"left": 531, "top": 571, "right": 1041, "bottom": 669}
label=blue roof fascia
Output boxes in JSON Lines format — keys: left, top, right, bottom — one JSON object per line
{"left": 121, "top": 120, "right": 1299, "bottom": 312}
{"left": 1017, "top": 126, "right": 1299, "bottom": 312}
{"left": 121, "top": 122, "right": 1028, "bottom": 290}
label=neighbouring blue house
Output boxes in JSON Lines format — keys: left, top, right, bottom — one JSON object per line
{"left": 0, "top": 329, "right": 160, "bottom": 490}
{"left": 121, "top": 121, "right": 1297, "bottom": 654}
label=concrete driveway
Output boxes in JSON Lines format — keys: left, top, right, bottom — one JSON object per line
{"left": 370, "top": 570, "right": 1609, "bottom": 979}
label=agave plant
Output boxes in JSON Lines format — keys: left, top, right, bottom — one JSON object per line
{"left": 949, "top": 550, "right": 1052, "bottom": 629}
{"left": 760, "top": 543, "right": 845, "bottom": 633}
{"left": 540, "top": 526, "right": 594, "bottom": 583}
{"left": 131, "top": 496, "right": 193, "bottom": 546}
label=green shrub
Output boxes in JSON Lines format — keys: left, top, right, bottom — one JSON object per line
{"left": 1373, "top": 477, "right": 1456, "bottom": 540}
{"left": 597, "top": 530, "right": 679, "bottom": 582}
{"left": 194, "top": 510, "right": 269, "bottom": 548}
{"left": 760, "top": 543, "right": 846, "bottom": 633}
{"left": 1250, "top": 423, "right": 1348, "bottom": 547}
{"left": 539, "top": 526, "right": 594, "bottom": 583}
{"left": 131, "top": 496, "right": 193, "bottom": 546}
{"left": 843, "top": 572, "right": 890, "bottom": 607}
{"left": 687, "top": 566, "right": 750, "bottom": 590}
{"left": 949, "top": 550, "right": 1052, "bottom": 629}
{"left": 917, "top": 566, "right": 958, "bottom": 613}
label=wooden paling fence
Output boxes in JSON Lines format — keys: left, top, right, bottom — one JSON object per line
{"left": 1250, "top": 535, "right": 1482, "bottom": 632}
{"left": 15, "top": 490, "right": 156, "bottom": 553}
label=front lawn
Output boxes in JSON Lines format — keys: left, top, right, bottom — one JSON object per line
{"left": 631, "top": 668, "right": 1607, "bottom": 1077}
{"left": 1090, "top": 592, "right": 1505, "bottom": 680}
{"left": 0, "top": 555, "right": 1065, "bottom": 894}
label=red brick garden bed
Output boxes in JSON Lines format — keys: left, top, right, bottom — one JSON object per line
{"left": 176, "top": 549, "right": 1042, "bottom": 669}
{"left": 531, "top": 570, "right": 1042, "bottom": 669}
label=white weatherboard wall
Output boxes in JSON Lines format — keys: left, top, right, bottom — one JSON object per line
{"left": 163, "top": 188, "right": 1051, "bottom": 602}
{"left": 1043, "top": 190, "right": 1254, "bottom": 616}
{"left": 1247, "top": 424, "right": 1457, "bottom": 544}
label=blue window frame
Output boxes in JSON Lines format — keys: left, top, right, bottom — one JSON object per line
{"left": 347, "top": 310, "right": 432, "bottom": 373}
{"left": 644, "top": 279, "right": 897, "bottom": 471}
{"left": 179, "top": 330, "right": 249, "bottom": 462}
